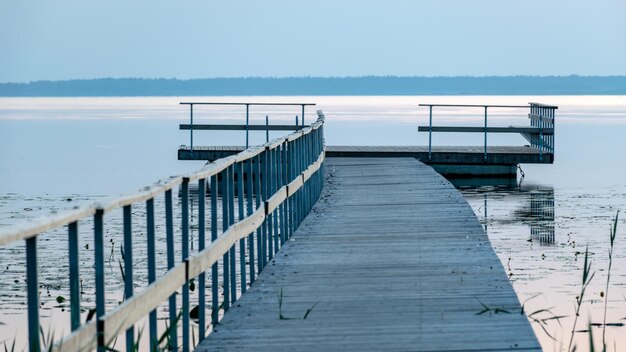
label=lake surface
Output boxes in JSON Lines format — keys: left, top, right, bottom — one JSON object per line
{"left": 1, "top": 96, "right": 625, "bottom": 351}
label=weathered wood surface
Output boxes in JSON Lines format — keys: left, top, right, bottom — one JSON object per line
{"left": 179, "top": 145, "right": 553, "bottom": 164}
{"left": 196, "top": 158, "right": 540, "bottom": 351}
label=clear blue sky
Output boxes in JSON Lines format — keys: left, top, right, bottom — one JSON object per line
{"left": 1, "top": 0, "right": 625, "bottom": 82}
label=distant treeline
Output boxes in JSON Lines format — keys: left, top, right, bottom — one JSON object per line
{"left": 1, "top": 76, "right": 625, "bottom": 96}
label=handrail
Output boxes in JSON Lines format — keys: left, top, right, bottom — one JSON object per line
{"left": 418, "top": 104, "right": 529, "bottom": 108}
{"left": 1, "top": 110, "right": 326, "bottom": 352}
{"left": 179, "top": 102, "right": 316, "bottom": 106}
{"left": 528, "top": 102, "right": 559, "bottom": 109}
{"left": 179, "top": 102, "right": 317, "bottom": 150}
{"left": 420, "top": 103, "right": 557, "bottom": 162}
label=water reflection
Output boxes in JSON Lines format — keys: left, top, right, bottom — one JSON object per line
{"left": 450, "top": 177, "right": 555, "bottom": 245}
{"left": 528, "top": 189, "right": 555, "bottom": 245}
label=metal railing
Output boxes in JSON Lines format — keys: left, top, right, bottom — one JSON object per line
{"left": 418, "top": 103, "right": 557, "bottom": 161}
{"left": 179, "top": 102, "right": 317, "bottom": 150}
{"left": 0, "top": 111, "right": 326, "bottom": 352}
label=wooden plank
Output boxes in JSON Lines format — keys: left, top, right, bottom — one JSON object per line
{"left": 0, "top": 206, "right": 96, "bottom": 245}
{"left": 197, "top": 158, "right": 540, "bottom": 351}
{"left": 53, "top": 322, "right": 97, "bottom": 352}
{"left": 417, "top": 126, "right": 554, "bottom": 134}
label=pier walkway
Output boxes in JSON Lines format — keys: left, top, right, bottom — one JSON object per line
{"left": 197, "top": 158, "right": 540, "bottom": 351}
{"left": 0, "top": 106, "right": 547, "bottom": 352}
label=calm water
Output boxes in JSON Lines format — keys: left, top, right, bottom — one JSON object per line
{"left": 1, "top": 96, "right": 626, "bottom": 351}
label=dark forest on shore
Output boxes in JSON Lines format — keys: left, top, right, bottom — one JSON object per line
{"left": 1, "top": 76, "right": 625, "bottom": 96}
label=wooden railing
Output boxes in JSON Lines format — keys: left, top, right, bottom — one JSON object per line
{"left": 418, "top": 103, "right": 557, "bottom": 161}
{"left": 0, "top": 110, "right": 326, "bottom": 352}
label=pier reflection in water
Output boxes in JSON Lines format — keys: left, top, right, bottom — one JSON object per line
{"left": 450, "top": 177, "right": 555, "bottom": 246}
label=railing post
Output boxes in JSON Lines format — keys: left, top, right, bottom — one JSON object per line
{"left": 291, "top": 139, "right": 298, "bottom": 235}
{"left": 68, "top": 221, "right": 81, "bottom": 332}
{"left": 245, "top": 104, "right": 250, "bottom": 149}
{"left": 197, "top": 178, "right": 207, "bottom": 341}
{"left": 210, "top": 175, "right": 219, "bottom": 326}
{"left": 254, "top": 155, "right": 263, "bottom": 271}
{"left": 164, "top": 190, "right": 178, "bottom": 351}
{"left": 181, "top": 178, "right": 191, "bottom": 352}
{"left": 237, "top": 163, "right": 247, "bottom": 294}
{"left": 190, "top": 104, "right": 194, "bottom": 156}
{"left": 245, "top": 159, "right": 255, "bottom": 283}
{"left": 279, "top": 144, "right": 287, "bottom": 246}
{"left": 221, "top": 169, "right": 230, "bottom": 311}
{"left": 287, "top": 140, "right": 294, "bottom": 239}
{"left": 301, "top": 104, "right": 305, "bottom": 127}
{"left": 26, "top": 236, "right": 40, "bottom": 352}
{"left": 94, "top": 208, "right": 106, "bottom": 352}
{"left": 272, "top": 147, "right": 279, "bottom": 253}
{"left": 228, "top": 165, "right": 236, "bottom": 304}
{"left": 550, "top": 108, "right": 556, "bottom": 158}
{"left": 267, "top": 148, "right": 274, "bottom": 260}
{"left": 265, "top": 115, "right": 270, "bottom": 143}
{"left": 428, "top": 106, "right": 433, "bottom": 161}
{"left": 483, "top": 106, "right": 488, "bottom": 162}
{"left": 261, "top": 149, "right": 268, "bottom": 268}
{"left": 297, "top": 137, "right": 303, "bottom": 227}
{"left": 123, "top": 205, "right": 135, "bottom": 352}
{"left": 146, "top": 198, "right": 157, "bottom": 351}
{"left": 539, "top": 107, "right": 544, "bottom": 161}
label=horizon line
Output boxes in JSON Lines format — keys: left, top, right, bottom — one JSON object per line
{"left": 2, "top": 74, "right": 626, "bottom": 85}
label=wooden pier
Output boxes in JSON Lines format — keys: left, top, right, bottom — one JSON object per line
{"left": 197, "top": 158, "right": 540, "bottom": 351}
{"left": 178, "top": 103, "right": 557, "bottom": 177}
{"left": 0, "top": 103, "right": 551, "bottom": 351}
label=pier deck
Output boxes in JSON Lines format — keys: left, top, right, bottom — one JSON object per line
{"left": 179, "top": 145, "right": 552, "bottom": 176}
{"left": 179, "top": 145, "right": 552, "bottom": 163}
{"left": 196, "top": 158, "right": 540, "bottom": 351}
